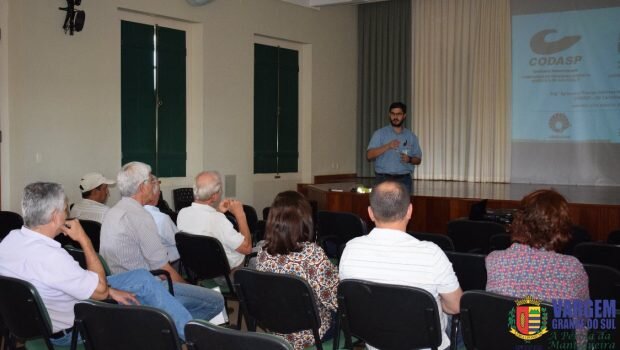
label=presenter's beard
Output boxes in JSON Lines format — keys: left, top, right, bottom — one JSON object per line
{"left": 391, "top": 119, "right": 404, "bottom": 127}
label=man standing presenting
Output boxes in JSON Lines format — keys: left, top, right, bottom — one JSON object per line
{"left": 367, "top": 102, "right": 422, "bottom": 194}
{"left": 70, "top": 172, "right": 115, "bottom": 223}
{"left": 100, "top": 162, "right": 224, "bottom": 322}
{"left": 176, "top": 171, "right": 252, "bottom": 270}
{"left": 339, "top": 181, "right": 462, "bottom": 350}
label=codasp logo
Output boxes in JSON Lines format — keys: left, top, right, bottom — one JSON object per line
{"left": 530, "top": 29, "right": 581, "bottom": 55}
{"left": 508, "top": 296, "right": 549, "bottom": 341}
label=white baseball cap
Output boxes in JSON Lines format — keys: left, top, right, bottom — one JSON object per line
{"left": 80, "top": 172, "right": 115, "bottom": 193}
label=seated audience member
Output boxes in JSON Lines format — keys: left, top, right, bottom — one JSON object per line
{"left": 256, "top": 191, "right": 338, "bottom": 350}
{"left": 486, "top": 189, "right": 589, "bottom": 301}
{"left": 70, "top": 172, "right": 115, "bottom": 223}
{"left": 176, "top": 171, "right": 252, "bottom": 270}
{"left": 0, "top": 182, "right": 198, "bottom": 343}
{"left": 144, "top": 176, "right": 181, "bottom": 269}
{"left": 100, "top": 162, "right": 224, "bottom": 322}
{"left": 339, "top": 181, "right": 462, "bottom": 350}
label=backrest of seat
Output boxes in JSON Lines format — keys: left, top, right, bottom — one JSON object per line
{"left": 175, "top": 232, "right": 231, "bottom": 281}
{"left": 460, "top": 291, "right": 574, "bottom": 350}
{"left": 173, "top": 187, "right": 194, "bottom": 212}
{"left": 447, "top": 219, "right": 506, "bottom": 253}
{"left": 317, "top": 211, "right": 367, "bottom": 242}
{"left": 0, "top": 211, "right": 23, "bottom": 241}
{"left": 0, "top": 276, "right": 53, "bottom": 341}
{"left": 608, "top": 230, "right": 620, "bottom": 244}
{"left": 574, "top": 243, "right": 620, "bottom": 271}
{"left": 489, "top": 233, "right": 512, "bottom": 252}
{"left": 243, "top": 205, "right": 259, "bottom": 233}
{"left": 445, "top": 251, "right": 487, "bottom": 291}
{"left": 64, "top": 246, "right": 111, "bottom": 276}
{"left": 262, "top": 207, "right": 271, "bottom": 221}
{"left": 79, "top": 219, "right": 101, "bottom": 252}
{"left": 408, "top": 232, "right": 455, "bottom": 251}
{"left": 185, "top": 320, "right": 293, "bottom": 350}
{"left": 583, "top": 264, "right": 620, "bottom": 301}
{"left": 338, "top": 279, "right": 442, "bottom": 350}
{"left": 74, "top": 300, "right": 181, "bottom": 350}
{"left": 233, "top": 268, "right": 321, "bottom": 334}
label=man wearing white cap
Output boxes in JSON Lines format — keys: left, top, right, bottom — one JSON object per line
{"left": 70, "top": 172, "right": 115, "bottom": 223}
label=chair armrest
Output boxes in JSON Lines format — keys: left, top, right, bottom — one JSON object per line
{"left": 150, "top": 269, "right": 175, "bottom": 296}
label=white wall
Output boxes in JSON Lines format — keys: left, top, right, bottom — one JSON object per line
{"left": 1, "top": 0, "right": 357, "bottom": 213}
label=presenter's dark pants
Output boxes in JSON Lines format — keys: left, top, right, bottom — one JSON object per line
{"left": 375, "top": 173, "right": 413, "bottom": 194}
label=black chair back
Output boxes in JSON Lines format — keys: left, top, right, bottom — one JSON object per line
{"left": 460, "top": 290, "right": 575, "bottom": 350}
{"left": 233, "top": 268, "right": 323, "bottom": 347}
{"left": 0, "top": 211, "right": 24, "bottom": 241}
{"left": 74, "top": 300, "right": 182, "bottom": 350}
{"left": 175, "top": 232, "right": 232, "bottom": 286}
{"left": 185, "top": 320, "right": 293, "bottom": 350}
{"left": 574, "top": 242, "right": 620, "bottom": 271}
{"left": 173, "top": 187, "right": 194, "bottom": 212}
{"left": 317, "top": 211, "right": 367, "bottom": 258}
{"left": 607, "top": 229, "right": 620, "bottom": 244}
{"left": 338, "top": 279, "right": 442, "bottom": 350}
{"left": 262, "top": 207, "right": 271, "bottom": 221}
{"left": 489, "top": 233, "right": 512, "bottom": 252}
{"left": 243, "top": 205, "right": 259, "bottom": 234}
{"left": 445, "top": 251, "right": 487, "bottom": 291}
{"left": 79, "top": 220, "right": 101, "bottom": 252}
{"left": 583, "top": 264, "right": 620, "bottom": 301}
{"left": 408, "top": 232, "right": 455, "bottom": 251}
{"left": 0, "top": 275, "right": 55, "bottom": 349}
{"left": 447, "top": 219, "right": 506, "bottom": 254}
{"left": 562, "top": 225, "right": 591, "bottom": 255}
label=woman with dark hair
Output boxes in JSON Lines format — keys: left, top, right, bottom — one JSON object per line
{"left": 486, "top": 189, "right": 589, "bottom": 301}
{"left": 256, "top": 191, "right": 338, "bottom": 350}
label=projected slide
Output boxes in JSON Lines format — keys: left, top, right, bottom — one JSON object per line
{"left": 512, "top": 7, "right": 620, "bottom": 142}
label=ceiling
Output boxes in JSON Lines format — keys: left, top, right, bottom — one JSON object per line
{"left": 281, "top": 0, "right": 388, "bottom": 9}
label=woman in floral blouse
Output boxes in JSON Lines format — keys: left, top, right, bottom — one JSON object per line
{"left": 486, "top": 189, "right": 589, "bottom": 301}
{"left": 256, "top": 191, "right": 338, "bottom": 350}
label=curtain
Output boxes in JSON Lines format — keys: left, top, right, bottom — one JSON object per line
{"left": 412, "top": 0, "right": 511, "bottom": 182}
{"left": 357, "top": 0, "right": 411, "bottom": 177}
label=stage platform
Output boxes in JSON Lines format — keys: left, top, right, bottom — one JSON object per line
{"left": 300, "top": 178, "right": 620, "bottom": 241}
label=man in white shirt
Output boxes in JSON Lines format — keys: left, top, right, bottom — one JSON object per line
{"left": 70, "top": 172, "right": 115, "bottom": 223}
{"left": 176, "top": 171, "right": 252, "bottom": 270}
{"left": 339, "top": 181, "right": 463, "bottom": 350}
{"left": 144, "top": 176, "right": 181, "bottom": 268}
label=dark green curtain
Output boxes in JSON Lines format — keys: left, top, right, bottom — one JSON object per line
{"left": 357, "top": 0, "right": 412, "bottom": 177}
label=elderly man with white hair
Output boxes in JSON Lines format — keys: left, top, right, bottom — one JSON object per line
{"left": 0, "top": 182, "right": 200, "bottom": 344}
{"left": 176, "top": 170, "right": 252, "bottom": 270}
{"left": 100, "top": 162, "right": 224, "bottom": 323}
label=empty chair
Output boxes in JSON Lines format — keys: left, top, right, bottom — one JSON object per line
{"left": 337, "top": 279, "right": 442, "bottom": 350}
{"left": 73, "top": 300, "right": 182, "bottom": 350}
{"left": 561, "top": 225, "right": 591, "bottom": 255}
{"left": 583, "top": 264, "right": 620, "bottom": 301}
{"left": 78, "top": 219, "right": 101, "bottom": 252}
{"left": 445, "top": 251, "right": 487, "bottom": 291}
{"left": 607, "top": 229, "right": 620, "bottom": 244}
{"left": 574, "top": 242, "right": 620, "bottom": 271}
{"left": 447, "top": 219, "right": 506, "bottom": 254}
{"left": 460, "top": 290, "right": 575, "bottom": 350}
{"left": 317, "top": 211, "right": 367, "bottom": 259}
{"left": 0, "top": 275, "right": 81, "bottom": 349}
{"left": 172, "top": 187, "right": 194, "bottom": 212}
{"left": 175, "top": 232, "right": 240, "bottom": 326}
{"left": 408, "top": 232, "right": 455, "bottom": 251}
{"left": 489, "top": 233, "right": 511, "bottom": 251}
{"left": 185, "top": 320, "right": 293, "bottom": 350}
{"left": 0, "top": 211, "right": 24, "bottom": 241}
{"left": 233, "top": 268, "right": 336, "bottom": 350}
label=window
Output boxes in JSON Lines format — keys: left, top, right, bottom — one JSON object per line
{"left": 254, "top": 43, "right": 299, "bottom": 174}
{"left": 121, "top": 20, "right": 186, "bottom": 177}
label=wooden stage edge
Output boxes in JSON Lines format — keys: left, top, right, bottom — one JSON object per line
{"left": 299, "top": 177, "right": 620, "bottom": 242}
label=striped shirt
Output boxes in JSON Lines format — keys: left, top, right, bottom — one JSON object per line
{"left": 70, "top": 199, "right": 109, "bottom": 223}
{"left": 100, "top": 197, "right": 168, "bottom": 274}
{"left": 339, "top": 228, "right": 460, "bottom": 350}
